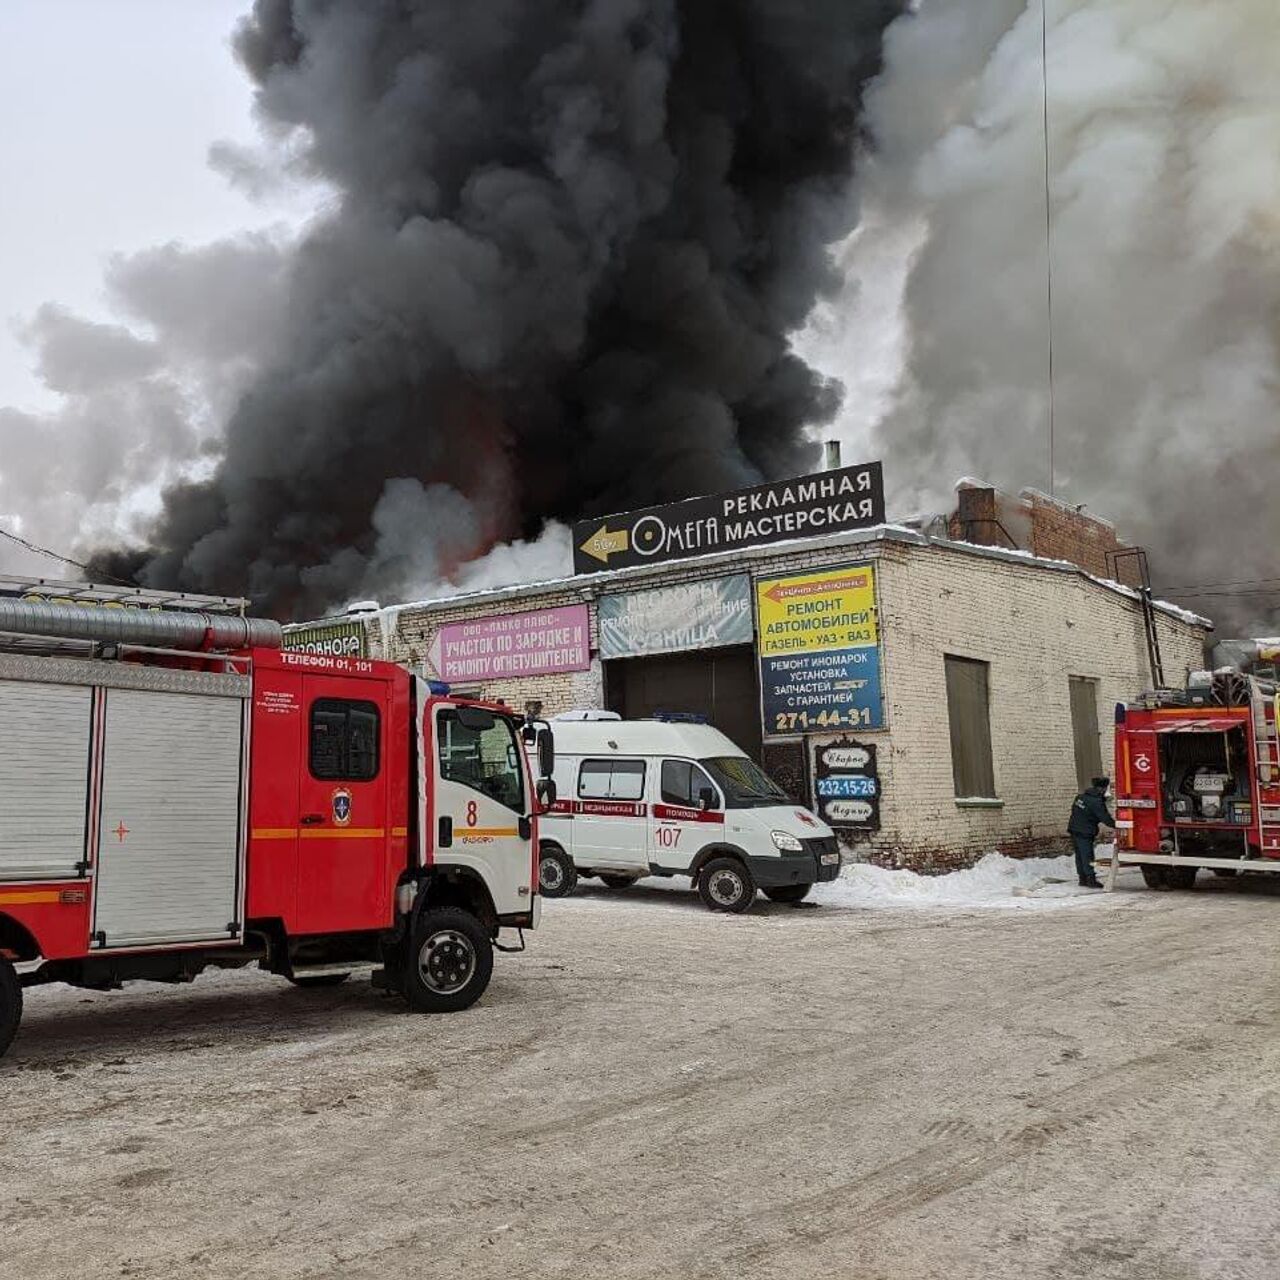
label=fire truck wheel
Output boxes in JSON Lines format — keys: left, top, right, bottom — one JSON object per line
{"left": 538, "top": 846, "right": 577, "bottom": 898}
{"left": 1165, "top": 866, "right": 1198, "bottom": 890}
{"left": 1211, "top": 867, "right": 1239, "bottom": 879}
{"left": 697, "top": 857, "right": 756, "bottom": 913}
{"left": 0, "top": 959, "right": 22, "bottom": 1059}
{"left": 1139, "top": 865, "right": 1169, "bottom": 890}
{"left": 407, "top": 908, "right": 493, "bottom": 1014}
{"left": 764, "top": 883, "right": 812, "bottom": 904}
{"left": 599, "top": 875, "right": 638, "bottom": 890}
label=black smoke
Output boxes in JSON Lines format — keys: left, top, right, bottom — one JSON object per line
{"left": 95, "top": 0, "right": 903, "bottom": 616}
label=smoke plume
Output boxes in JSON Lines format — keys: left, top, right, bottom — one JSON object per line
{"left": 91, "top": 0, "right": 903, "bottom": 615}
{"left": 810, "top": 0, "right": 1280, "bottom": 632}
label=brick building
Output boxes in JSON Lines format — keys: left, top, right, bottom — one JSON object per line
{"left": 290, "top": 504, "right": 1210, "bottom": 872}
{"left": 948, "top": 480, "right": 1142, "bottom": 585}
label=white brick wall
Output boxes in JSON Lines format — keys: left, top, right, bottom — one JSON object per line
{"left": 830, "top": 542, "right": 1205, "bottom": 869}
{"left": 358, "top": 530, "right": 1207, "bottom": 871}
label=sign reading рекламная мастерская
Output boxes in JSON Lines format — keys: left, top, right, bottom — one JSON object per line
{"left": 572, "top": 461, "right": 884, "bottom": 574}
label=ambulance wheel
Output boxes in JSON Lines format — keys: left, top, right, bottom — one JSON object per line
{"left": 697, "top": 858, "right": 756, "bottom": 913}
{"left": 407, "top": 908, "right": 493, "bottom": 1014}
{"left": 1140, "top": 865, "right": 1168, "bottom": 889}
{"left": 764, "top": 884, "right": 812, "bottom": 904}
{"left": 538, "top": 846, "right": 577, "bottom": 898}
{"left": 599, "top": 875, "right": 638, "bottom": 890}
{"left": 0, "top": 959, "right": 22, "bottom": 1060}
{"left": 1165, "top": 866, "right": 1198, "bottom": 890}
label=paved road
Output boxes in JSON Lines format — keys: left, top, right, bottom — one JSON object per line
{"left": 2, "top": 875, "right": 1278, "bottom": 1279}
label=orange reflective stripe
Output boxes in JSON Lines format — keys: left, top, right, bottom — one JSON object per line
{"left": 391, "top": 826, "right": 409, "bottom": 837}
{"left": 299, "top": 827, "right": 385, "bottom": 840}
{"left": 460, "top": 827, "right": 518, "bottom": 838}
{"left": 252, "top": 828, "right": 296, "bottom": 841}
{"left": 0, "top": 891, "right": 62, "bottom": 906}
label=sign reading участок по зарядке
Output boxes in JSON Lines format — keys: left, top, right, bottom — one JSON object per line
{"left": 572, "top": 461, "right": 884, "bottom": 574}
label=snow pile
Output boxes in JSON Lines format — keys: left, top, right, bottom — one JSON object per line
{"left": 812, "top": 852, "right": 1105, "bottom": 912}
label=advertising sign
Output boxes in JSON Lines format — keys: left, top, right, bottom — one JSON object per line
{"left": 757, "top": 563, "right": 883, "bottom": 736}
{"left": 598, "top": 575, "right": 753, "bottom": 659}
{"left": 572, "top": 461, "right": 884, "bottom": 574}
{"left": 813, "top": 737, "right": 880, "bottom": 831}
{"left": 427, "top": 604, "right": 590, "bottom": 682}
{"left": 282, "top": 618, "right": 368, "bottom": 658}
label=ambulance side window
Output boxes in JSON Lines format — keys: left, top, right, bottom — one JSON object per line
{"left": 661, "top": 759, "right": 718, "bottom": 808}
{"left": 579, "top": 759, "right": 646, "bottom": 800}
{"left": 661, "top": 760, "right": 694, "bottom": 805}
{"left": 310, "top": 699, "right": 380, "bottom": 781}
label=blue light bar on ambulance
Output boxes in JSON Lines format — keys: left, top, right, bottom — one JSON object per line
{"left": 427, "top": 680, "right": 451, "bottom": 696}
{"left": 651, "top": 710, "right": 709, "bottom": 724}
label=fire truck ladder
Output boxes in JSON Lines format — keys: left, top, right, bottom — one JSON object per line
{"left": 1253, "top": 684, "right": 1280, "bottom": 858}
{"left": 1106, "top": 548, "right": 1165, "bottom": 689}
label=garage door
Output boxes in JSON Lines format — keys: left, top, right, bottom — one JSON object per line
{"left": 605, "top": 645, "right": 762, "bottom": 761}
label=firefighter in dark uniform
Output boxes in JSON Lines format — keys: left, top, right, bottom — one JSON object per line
{"left": 1068, "top": 776, "right": 1115, "bottom": 888}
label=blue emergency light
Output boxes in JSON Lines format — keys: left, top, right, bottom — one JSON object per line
{"left": 427, "top": 680, "right": 451, "bottom": 696}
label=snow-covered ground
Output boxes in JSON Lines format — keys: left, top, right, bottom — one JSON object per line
{"left": 561, "top": 849, "right": 1125, "bottom": 914}
{"left": 811, "top": 851, "right": 1114, "bottom": 912}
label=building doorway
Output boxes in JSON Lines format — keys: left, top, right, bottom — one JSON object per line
{"left": 1069, "top": 675, "right": 1103, "bottom": 790}
{"left": 603, "top": 645, "right": 762, "bottom": 761}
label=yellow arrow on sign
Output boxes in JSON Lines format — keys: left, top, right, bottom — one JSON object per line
{"left": 579, "top": 524, "right": 630, "bottom": 564}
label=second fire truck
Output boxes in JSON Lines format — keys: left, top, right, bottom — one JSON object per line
{"left": 0, "top": 582, "right": 555, "bottom": 1060}
{"left": 1110, "top": 658, "right": 1280, "bottom": 888}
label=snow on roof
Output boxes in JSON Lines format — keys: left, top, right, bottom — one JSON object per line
{"left": 333, "top": 522, "right": 1211, "bottom": 636}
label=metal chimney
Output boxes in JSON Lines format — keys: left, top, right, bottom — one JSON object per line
{"left": 822, "top": 440, "right": 842, "bottom": 471}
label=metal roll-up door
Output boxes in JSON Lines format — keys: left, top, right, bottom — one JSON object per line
{"left": 0, "top": 680, "right": 92, "bottom": 881}
{"left": 93, "top": 689, "right": 246, "bottom": 948}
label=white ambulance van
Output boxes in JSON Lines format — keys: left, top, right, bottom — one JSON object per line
{"left": 535, "top": 713, "right": 841, "bottom": 912}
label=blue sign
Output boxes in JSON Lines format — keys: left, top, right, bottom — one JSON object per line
{"left": 760, "top": 647, "right": 883, "bottom": 735}
{"left": 816, "top": 775, "right": 877, "bottom": 799}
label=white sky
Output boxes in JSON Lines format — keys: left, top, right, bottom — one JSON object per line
{"left": 0, "top": 0, "right": 276, "bottom": 411}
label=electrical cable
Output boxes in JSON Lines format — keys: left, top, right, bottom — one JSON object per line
{"left": 0, "top": 523, "right": 137, "bottom": 587}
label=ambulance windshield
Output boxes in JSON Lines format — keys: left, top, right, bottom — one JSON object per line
{"left": 702, "top": 757, "right": 789, "bottom": 809}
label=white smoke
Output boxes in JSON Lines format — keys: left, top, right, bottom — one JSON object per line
{"left": 810, "top": 0, "right": 1280, "bottom": 628}
{"left": 0, "top": 231, "right": 292, "bottom": 578}
{"left": 364, "top": 520, "right": 574, "bottom": 611}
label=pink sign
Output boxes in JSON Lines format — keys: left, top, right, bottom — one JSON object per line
{"left": 428, "top": 604, "right": 591, "bottom": 681}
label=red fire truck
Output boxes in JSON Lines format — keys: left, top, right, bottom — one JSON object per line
{"left": 0, "top": 582, "right": 555, "bottom": 1060}
{"left": 1109, "top": 663, "right": 1280, "bottom": 888}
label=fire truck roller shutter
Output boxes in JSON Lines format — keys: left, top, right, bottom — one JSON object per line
{"left": 92, "top": 688, "right": 246, "bottom": 948}
{"left": 0, "top": 680, "right": 92, "bottom": 882}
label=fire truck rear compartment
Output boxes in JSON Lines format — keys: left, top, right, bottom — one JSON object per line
{"left": 1159, "top": 727, "right": 1253, "bottom": 855}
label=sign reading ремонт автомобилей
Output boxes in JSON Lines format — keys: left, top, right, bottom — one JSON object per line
{"left": 756, "top": 564, "right": 883, "bottom": 736}
{"left": 572, "top": 460, "right": 884, "bottom": 574}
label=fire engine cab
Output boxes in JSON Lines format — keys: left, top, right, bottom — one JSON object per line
{"left": 0, "top": 581, "right": 554, "bottom": 1060}
{"left": 1110, "top": 662, "right": 1280, "bottom": 889}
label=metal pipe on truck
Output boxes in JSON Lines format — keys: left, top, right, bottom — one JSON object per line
{"left": 0, "top": 600, "right": 283, "bottom": 651}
